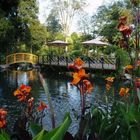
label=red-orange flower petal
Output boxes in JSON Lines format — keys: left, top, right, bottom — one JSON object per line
{"left": 135, "top": 78, "right": 140, "bottom": 88}
{"left": 0, "top": 109, "right": 7, "bottom": 116}
{"left": 78, "top": 69, "right": 89, "bottom": 78}
{"left": 137, "top": 60, "right": 140, "bottom": 66}
{"left": 118, "top": 25, "right": 132, "bottom": 36}
{"left": 37, "top": 101, "right": 48, "bottom": 111}
{"left": 125, "top": 65, "right": 133, "bottom": 70}
{"left": 83, "top": 79, "right": 93, "bottom": 93}
{"left": 119, "top": 87, "right": 129, "bottom": 97}
{"left": 74, "top": 58, "right": 85, "bottom": 69}
{"left": 105, "top": 77, "right": 115, "bottom": 82}
{"left": 106, "top": 83, "right": 111, "bottom": 91}
{"left": 19, "top": 84, "right": 31, "bottom": 93}
{"left": 0, "top": 120, "right": 6, "bottom": 128}
{"left": 71, "top": 72, "right": 81, "bottom": 85}
{"left": 14, "top": 89, "right": 22, "bottom": 96}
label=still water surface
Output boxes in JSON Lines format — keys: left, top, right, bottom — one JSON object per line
{"left": 0, "top": 70, "right": 106, "bottom": 135}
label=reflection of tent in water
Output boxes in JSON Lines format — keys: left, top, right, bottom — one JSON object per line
{"left": 47, "top": 40, "right": 70, "bottom": 55}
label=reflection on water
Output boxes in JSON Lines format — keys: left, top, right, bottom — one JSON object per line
{"left": 0, "top": 70, "right": 105, "bottom": 135}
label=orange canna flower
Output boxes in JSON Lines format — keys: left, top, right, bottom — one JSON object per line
{"left": 68, "top": 57, "right": 85, "bottom": 70}
{"left": 13, "top": 84, "right": 31, "bottom": 101}
{"left": 19, "top": 84, "right": 31, "bottom": 93}
{"left": 118, "top": 24, "right": 132, "bottom": 37}
{"left": 136, "top": 78, "right": 140, "bottom": 82}
{"left": 118, "top": 16, "right": 132, "bottom": 37}
{"left": 0, "top": 120, "right": 6, "bottom": 128}
{"left": 83, "top": 79, "right": 93, "bottom": 93}
{"left": 14, "top": 89, "right": 26, "bottom": 101}
{"left": 74, "top": 58, "right": 85, "bottom": 69}
{"left": 137, "top": 60, "right": 140, "bottom": 66}
{"left": 0, "top": 108, "right": 7, "bottom": 128}
{"left": 119, "top": 87, "right": 129, "bottom": 97}
{"left": 105, "top": 77, "right": 115, "bottom": 91}
{"left": 71, "top": 69, "right": 89, "bottom": 85}
{"left": 106, "top": 83, "right": 111, "bottom": 91}
{"left": 37, "top": 101, "right": 48, "bottom": 111}
{"left": 78, "top": 69, "right": 89, "bottom": 78}
{"left": 14, "top": 89, "right": 22, "bottom": 96}
{"left": 71, "top": 72, "right": 81, "bottom": 85}
{"left": 125, "top": 65, "right": 133, "bottom": 70}
{"left": 105, "top": 77, "right": 115, "bottom": 83}
{"left": 135, "top": 78, "right": 140, "bottom": 88}
{"left": 0, "top": 108, "right": 7, "bottom": 116}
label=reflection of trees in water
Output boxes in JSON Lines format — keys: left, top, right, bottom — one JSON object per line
{"left": 45, "top": 74, "right": 69, "bottom": 96}
{"left": 0, "top": 70, "right": 40, "bottom": 99}
{"left": 6, "top": 70, "right": 38, "bottom": 87}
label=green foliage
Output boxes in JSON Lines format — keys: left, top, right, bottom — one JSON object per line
{"left": 0, "top": 0, "right": 47, "bottom": 55}
{"left": 76, "top": 100, "right": 140, "bottom": 140}
{"left": 30, "top": 113, "right": 72, "bottom": 140}
{"left": 100, "top": 21, "right": 119, "bottom": 43}
{"left": 29, "top": 21, "right": 47, "bottom": 53}
{"left": 70, "top": 50, "right": 82, "bottom": 58}
{"left": 0, "top": 16, "right": 14, "bottom": 54}
{"left": 0, "top": 131, "right": 10, "bottom": 140}
{"left": 103, "top": 45, "right": 117, "bottom": 55}
{"left": 36, "top": 45, "right": 49, "bottom": 56}
{"left": 46, "top": 14, "right": 62, "bottom": 35}
{"left": 29, "top": 123, "right": 45, "bottom": 138}
{"left": 90, "top": 0, "right": 133, "bottom": 42}
{"left": 116, "top": 48, "right": 130, "bottom": 72}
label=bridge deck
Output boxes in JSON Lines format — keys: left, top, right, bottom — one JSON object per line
{"left": 6, "top": 53, "right": 116, "bottom": 71}
{"left": 39, "top": 55, "right": 116, "bottom": 71}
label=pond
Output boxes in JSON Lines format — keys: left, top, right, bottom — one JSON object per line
{"left": 0, "top": 70, "right": 106, "bottom": 135}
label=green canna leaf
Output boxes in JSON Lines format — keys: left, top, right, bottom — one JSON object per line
{"left": 130, "top": 127, "right": 140, "bottom": 140}
{"left": 32, "top": 112, "right": 71, "bottom": 140}
{"left": 29, "top": 122, "right": 44, "bottom": 137}
{"left": 0, "top": 132, "right": 10, "bottom": 140}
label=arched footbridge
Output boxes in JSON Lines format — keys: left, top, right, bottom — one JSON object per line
{"left": 6, "top": 53, "right": 38, "bottom": 65}
{"left": 5, "top": 53, "right": 116, "bottom": 71}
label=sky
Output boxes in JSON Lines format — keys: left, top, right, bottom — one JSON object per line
{"left": 38, "top": 0, "right": 114, "bottom": 32}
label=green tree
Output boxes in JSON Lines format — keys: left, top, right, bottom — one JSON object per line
{"left": 46, "top": 13, "right": 62, "bottom": 39}
{"left": 77, "top": 13, "right": 92, "bottom": 35}
{"left": 49, "top": 0, "right": 87, "bottom": 38}
{"left": 90, "top": 0, "right": 134, "bottom": 43}
{"left": 12, "top": 0, "right": 47, "bottom": 53}
{"left": 29, "top": 21, "right": 47, "bottom": 54}
{"left": 0, "top": 12, "right": 14, "bottom": 55}
{"left": 0, "top": 0, "right": 18, "bottom": 56}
